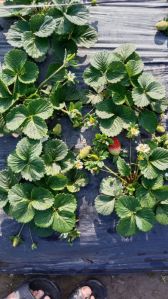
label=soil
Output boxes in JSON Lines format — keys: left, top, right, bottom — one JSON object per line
{"left": 1, "top": 273, "right": 168, "bottom": 299}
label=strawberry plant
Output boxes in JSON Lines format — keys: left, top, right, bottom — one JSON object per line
{"left": 84, "top": 44, "right": 167, "bottom": 137}
{"left": 0, "top": 0, "right": 168, "bottom": 245}
{"left": 0, "top": 0, "right": 96, "bottom": 248}
{"left": 0, "top": 137, "right": 88, "bottom": 243}
{"left": 1, "top": 0, "right": 97, "bottom": 61}
{"left": 80, "top": 44, "right": 168, "bottom": 237}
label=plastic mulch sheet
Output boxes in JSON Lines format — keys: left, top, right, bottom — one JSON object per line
{"left": 0, "top": 1, "right": 167, "bottom": 274}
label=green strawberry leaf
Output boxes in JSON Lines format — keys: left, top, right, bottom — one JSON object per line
{"left": 43, "top": 139, "right": 68, "bottom": 176}
{"left": 16, "top": 137, "right": 42, "bottom": 160}
{"left": 117, "top": 216, "right": 137, "bottom": 237}
{"left": 51, "top": 0, "right": 89, "bottom": 26}
{"left": 106, "top": 61, "right": 126, "bottom": 84}
{"left": 113, "top": 43, "right": 136, "bottom": 62}
{"left": 72, "top": 25, "right": 98, "bottom": 48}
{"left": 96, "top": 99, "right": 115, "bottom": 119}
{"left": 152, "top": 186, "right": 168, "bottom": 201}
{"left": 23, "top": 116, "right": 48, "bottom": 140}
{"left": 52, "top": 210, "right": 76, "bottom": 233}
{"left": 8, "top": 183, "right": 54, "bottom": 214}
{"left": 4, "top": 49, "right": 27, "bottom": 73}
{"left": 0, "top": 79, "right": 13, "bottom": 113}
{"left": 43, "top": 139, "right": 68, "bottom": 162}
{"left": 117, "top": 157, "right": 131, "bottom": 177}
{"left": 47, "top": 174, "right": 68, "bottom": 191}
{"left": 21, "top": 157, "right": 45, "bottom": 182}
{"left": 142, "top": 175, "right": 164, "bottom": 190}
{"left": 132, "top": 73, "right": 165, "bottom": 108}
{"left": 64, "top": 3, "right": 89, "bottom": 26}
{"left": 83, "top": 66, "right": 107, "bottom": 93}
{"left": 66, "top": 171, "right": 88, "bottom": 193}
{"left": 100, "top": 176, "right": 123, "bottom": 196}
{"left": 10, "top": 199, "right": 35, "bottom": 223}
{"left": 23, "top": 31, "right": 49, "bottom": 59}
{"left": 5, "top": 20, "right": 30, "bottom": 48}
{"left": 31, "top": 14, "right": 57, "bottom": 38}
{"left": 54, "top": 193, "right": 77, "bottom": 213}
{"left": 95, "top": 195, "right": 115, "bottom": 216}
{"left": 99, "top": 116, "right": 125, "bottom": 137}
{"left": 115, "top": 196, "right": 141, "bottom": 218}
{"left": 19, "top": 61, "right": 39, "bottom": 84}
{"left": 6, "top": 99, "right": 53, "bottom": 139}
{"left": 51, "top": 193, "right": 77, "bottom": 233}
{"left": 136, "top": 186, "right": 156, "bottom": 208}
{"left": 139, "top": 109, "right": 158, "bottom": 134}
{"left": 91, "top": 51, "right": 113, "bottom": 72}
{"left": 0, "top": 169, "right": 19, "bottom": 208}
{"left": 150, "top": 148, "right": 168, "bottom": 171}
{"left": 156, "top": 204, "right": 168, "bottom": 225}
{"left": 6, "top": 105, "right": 28, "bottom": 131}
{"left": 135, "top": 208, "right": 155, "bottom": 232}
{"left": 8, "top": 138, "right": 45, "bottom": 182}
{"left": 139, "top": 148, "right": 168, "bottom": 180}
{"left": 27, "top": 98, "right": 54, "bottom": 120}
{"left": 96, "top": 99, "right": 136, "bottom": 136}
{"left": 34, "top": 209, "right": 54, "bottom": 228}
{"left": 48, "top": 7, "right": 73, "bottom": 35}
{"left": 31, "top": 187, "right": 54, "bottom": 210}
{"left": 125, "top": 59, "right": 144, "bottom": 77}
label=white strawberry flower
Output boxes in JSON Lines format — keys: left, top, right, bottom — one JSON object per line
{"left": 75, "top": 160, "right": 84, "bottom": 170}
{"left": 66, "top": 71, "right": 76, "bottom": 83}
{"left": 136, "top": 143, "right": 150, "bottom": 154}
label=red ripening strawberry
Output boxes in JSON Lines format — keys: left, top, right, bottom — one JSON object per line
{"left": 108, "top": 137, "right": 121, "bottom": 156}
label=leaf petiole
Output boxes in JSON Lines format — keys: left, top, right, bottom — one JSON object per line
{"left": 103, "top": 164, "right": 127, "bottom": 184}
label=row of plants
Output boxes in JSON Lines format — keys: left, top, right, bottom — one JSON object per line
{"left": 79, "top": 44, "right": 168, "bottom": 237}
{"left": 0, "top": 0, "right": 96, "bottom": 248}
{"left": 0, "top": 0, "right": 168, "bottom": 247}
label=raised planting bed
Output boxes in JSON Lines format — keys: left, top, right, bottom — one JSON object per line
{"left": 0, "top": 0, "right": 167, "bottom": 274}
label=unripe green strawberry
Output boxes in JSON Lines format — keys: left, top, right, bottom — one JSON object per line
{"left": 79, "top": 146, "right": 91, "bottom": 159}
{"left": 31, "top": 242, "right": 38, "bottom": 250}
{"left": 53, "top": 124, "right": 62, "bottom": 136}
{"left": 156, "top": 125, "right": 165, "bottom": 133}
{"left": 91, "top": 0, "right": 97, "bottom": 5}
{"left": 156, "top": 20, "right": 168, "bottom": 31}
{"left": 108, "top": 137, "right": 121, "bottom": 156}
{"left": 11, "top": 235, "right": 22, "bottom": 247}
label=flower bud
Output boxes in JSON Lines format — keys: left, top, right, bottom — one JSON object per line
{"left": 79, "top": 146, "right": 91, "bottom": 159}
{"left": 156, "top": 125, "right": 165, "bottom": 133}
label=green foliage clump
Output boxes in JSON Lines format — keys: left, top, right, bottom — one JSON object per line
{"left": 0, "top": 0, "right": 96, "bottom": 248}
{"left": 80, "top": 44, "right": 168, "bottom": 238}
{"left": 0, "top": 0, "right": 168, "bottom": 244}
{"left": 83, "top": 44, "right": 167, "bottom": 137}
{"left": 1, "top": 0, "right": 97, "bottom": 61}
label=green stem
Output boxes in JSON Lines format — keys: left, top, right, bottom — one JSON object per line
{"left": 129, "top": 139, "right": 132, "bottom": 166}
{"left": 37, "top": 62, "right": 66, "bottom": 90}
{"left": 29, "top": 226, "right": 34, "bottom": 244}
{"left": 61, "top": 108, "right": 69, "bottom": 115}
{"left": 18, "top": 224, "right": 24, "bottom": 236}
{"left": 137, "top": 173, "right": 142, "bottom": 181}
{"left": 103, "top": 165, "right": 127, "bottom": 184}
